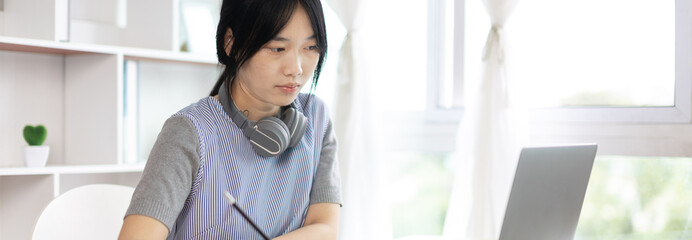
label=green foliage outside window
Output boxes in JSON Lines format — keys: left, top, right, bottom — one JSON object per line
{"left": 575, "top": 156, "right": 692, "bottom": 240}
{"left": 389, "top": 152, "right": 454, "bottom": 238}
{"left": 388, "top": 154, "right": 692, "bottom": 239}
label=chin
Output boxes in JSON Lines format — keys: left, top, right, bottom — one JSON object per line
{"left": 276, "top": 96, "right": 299, "bottom": 106}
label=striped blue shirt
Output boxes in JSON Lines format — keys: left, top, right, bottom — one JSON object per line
{"left": 126, "top": 93, "right": 340, "bottom": 240}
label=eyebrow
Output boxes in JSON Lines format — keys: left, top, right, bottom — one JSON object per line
{"left": 270, "top": 35, "right": 317, "bottom": 42}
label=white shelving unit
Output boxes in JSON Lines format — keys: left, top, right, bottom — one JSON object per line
{"left": 0, "top": 164, "right": 145, "bottom": 176}
{"left": 0, "top": 164, "right": 145, "bottom": 239}
{"left": 0, "top": 0, "right": 220, "bottom": 238}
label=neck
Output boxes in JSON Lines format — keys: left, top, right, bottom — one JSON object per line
{"left": 229, "top": 80, "right": 280, "bottom": 122}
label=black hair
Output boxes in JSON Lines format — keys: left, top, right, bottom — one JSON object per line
{"left": 210, "top": 0, "right": 328, "bottom": 110}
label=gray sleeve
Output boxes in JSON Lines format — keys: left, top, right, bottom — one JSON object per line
{"left": 309, "top": 118, "right": 342, "bottom": 206}
{"left": 125, "top": 115, "right": 201, "bottom": 232}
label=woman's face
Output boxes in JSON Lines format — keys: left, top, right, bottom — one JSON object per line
{"left": 234, "top": 5, "right": 319, "bottom": 110}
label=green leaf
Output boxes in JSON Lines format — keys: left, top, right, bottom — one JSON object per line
{"left": 23, "top": 125, "right": 47, "bottom": 146}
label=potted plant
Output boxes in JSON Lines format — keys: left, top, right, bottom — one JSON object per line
{"left": 23, "top": 124, "right": 49, "bottom": 167}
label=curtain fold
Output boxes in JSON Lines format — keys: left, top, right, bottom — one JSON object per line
{"left": 444, "top": 0, "right": 527, "bottom": 239}
{"left": 324, "top": 0, "right": 392, "bottom": 239}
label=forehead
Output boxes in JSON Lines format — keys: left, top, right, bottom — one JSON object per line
{"left": 273, "top": 5, "right": 315, "bottom": 40}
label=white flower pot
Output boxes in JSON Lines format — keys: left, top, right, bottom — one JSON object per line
{"left": 24, "top": 146, "right": 50, "bottom": 167}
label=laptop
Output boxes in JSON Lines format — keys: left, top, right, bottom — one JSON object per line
{"left": 498, "top": 144, "right": 598, "bottom": 240}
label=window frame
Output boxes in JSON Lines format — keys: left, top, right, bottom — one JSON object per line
{"left": 394, "top": 0, "right": 692, "bottom": 153}
{"left": 530, "top": 0, "right": 692, "bottom": 123}
{"left": 428, "top": 0, "right": 692, "bottom": 124}
{"left": 426, "top": 0, "right": 464, "bottom": 123}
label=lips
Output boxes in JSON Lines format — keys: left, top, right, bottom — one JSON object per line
{"left": 277, "top": 83, "right": 300, "bottom": 94}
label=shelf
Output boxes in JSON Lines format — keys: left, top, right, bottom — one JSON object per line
{"left": 0, "top": 163, "right": 145, "bottom": 176}
{"left": 122, "top": 46, "right": 219, "bottom": 66}
{"left": 0, "top": 36, "right": 218, "bottom": 65}
{"left": 0, "top": 1, "right": 211, "bottom": 238}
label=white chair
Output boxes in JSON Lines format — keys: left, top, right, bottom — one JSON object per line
{"left": 32, "top": 184, "right": 134, "bottom": 240}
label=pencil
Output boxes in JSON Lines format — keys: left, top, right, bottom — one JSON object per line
{"left": 224, "top": 192, "right": 271, "bottom": 240}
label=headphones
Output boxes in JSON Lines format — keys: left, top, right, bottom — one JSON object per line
{"left": 219, "top": 83, "right": 307, "bottom": 157}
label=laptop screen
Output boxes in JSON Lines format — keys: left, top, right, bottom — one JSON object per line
{"left": 498, "top": 144, "right": 598, "bottom": 240}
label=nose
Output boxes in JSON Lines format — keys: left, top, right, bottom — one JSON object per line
{"left": 283, "top": 51, "right": 303, "bottom": 77}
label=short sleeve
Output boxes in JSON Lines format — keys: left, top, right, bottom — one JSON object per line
{"left": 125, "top": 115, "right": 201, "bottom": 231}
{"left": 309, "top": 118, "right": 342, "bottom": 206}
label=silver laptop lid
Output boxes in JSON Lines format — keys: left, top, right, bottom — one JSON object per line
{"left": 498, "top": 144, "right": 598, "bottom": 240}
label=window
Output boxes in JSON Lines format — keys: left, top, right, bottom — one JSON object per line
{"left": 437, "top": 0, "right": 692, "bottom": 123}
{"left": 362, "top": 0, "right": 429, "bottom": 112}
{"left": 509, "top": 0, "right": 675, "bottom": 108}
{"left": 515, "top": 0, "right": 688, "bottom": 123}
{"left": 371, "top": 0, "right": 692, "bottom": 239}
{"left": 362, "top": 0, "right": 458, "bottom": 238}
{"left": 360, "top": 0, "right": 456, "bottom": 238}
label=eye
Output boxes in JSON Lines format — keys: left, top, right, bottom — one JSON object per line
{"left": 306, "top": 45, "right": 318, "bottom": 51}
{"left": 268, "top": 47, "right": 285, "bottom": 53}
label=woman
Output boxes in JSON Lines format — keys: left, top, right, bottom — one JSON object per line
{"left": 118, "top": 0, "right": 341, "bottom": 239}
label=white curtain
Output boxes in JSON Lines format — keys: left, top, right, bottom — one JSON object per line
{"left": 324, "top": 0, "right": 393, "bottom": 239}
{"left": 443, "top": 0, "right": 527, "bottom": 239}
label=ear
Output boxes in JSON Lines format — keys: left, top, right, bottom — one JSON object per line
{"left": 224, "top": 28, "right": 234, "bottom": 56}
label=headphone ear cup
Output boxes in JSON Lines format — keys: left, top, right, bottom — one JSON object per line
{"left": 282, "top": 108, "right": 307, "bottom": 148}
{"left": 251, "top": 117, "right": 290, "bottom": 157}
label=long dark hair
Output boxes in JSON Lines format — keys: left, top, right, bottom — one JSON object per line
{"left": 210, "top": 0, "right": 328, "bottom": 109}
